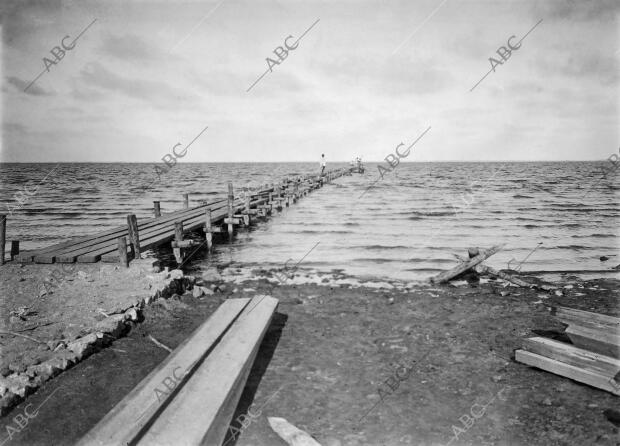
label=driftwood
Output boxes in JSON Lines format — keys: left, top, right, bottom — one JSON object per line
{"left": 268, "top": 417, "right": 322, "bottom": 446}
{"left": 431, "top": 245, "right": 503, "bottom": 284}
{"left": 453, "top": 255, "right": 533, "bottom": 288}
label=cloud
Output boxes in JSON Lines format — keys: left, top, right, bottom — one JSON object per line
{"left": 532, "top": 0, "right": 619, "bottom": 22}
{"left": 5, "top": 76, "right": 53, "bottom": 96}
{"left": 98, "top": 33, "right": 165, "bottom": 61}
{"left": 78, "top": 61, "right": 194, "bottom": 104}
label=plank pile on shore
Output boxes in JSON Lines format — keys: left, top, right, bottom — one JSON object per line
{"left": 516, "top": 307, "right": 620, "bottom": 396}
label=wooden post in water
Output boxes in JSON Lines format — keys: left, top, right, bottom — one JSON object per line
{"left": 205, "top": 209, "right": 213, "bottom": 252}
{"left": 10, "top": 241, "right": 19, "bottom": 260}
{"left": 0, "top": 215, "right": 5, "bottom": 265}
{"left": 227, "top": 182, "right": 234, "bottom": 238}
{"left": 117, "top": 237, "right": 128, "bottom": 267}
{"left": 127, "top": 214, "right": 141, "bottom": 259}
{"left": 183, "top": 193, "right": 189, "bottom": 209}
{"left": 154, "top": 201, "right": 161, "bottom": 217}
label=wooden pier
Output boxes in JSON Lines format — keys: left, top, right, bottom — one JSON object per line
{"left": 6, "top": 168, "right": 349, "bottom": 266}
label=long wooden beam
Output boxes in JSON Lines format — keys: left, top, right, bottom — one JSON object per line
{"left": 77, "top": 298, "right": 251, "bottom": 446}
{"left": 136, "top": 296, "right": 278, "bottom": 445}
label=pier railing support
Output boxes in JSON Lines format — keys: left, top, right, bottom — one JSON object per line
{"left": 224, "top": 182, "right": 240, "bottom": 239}
{"left": 204, "top": 209, "right": 214, "bottom": 252}
{"left": 173, "top": 221, "right": 183, "bottom": 263}
{"left": 117, "top": 237, "right": 129, "bottom": 267}
{"left": 10, "top": 241, "right": 19, "bottom": 261}
{"left": 127, "top": 214, "right": 141, "bottom": 260}
{"left": 154, "top": 201, "right": 161, "bottom": 218}
{"left": 183, "top": 193, "right": 189, "bottom": 209}
{"left": 0, "top": 215, "right": 5, "bottom": 265}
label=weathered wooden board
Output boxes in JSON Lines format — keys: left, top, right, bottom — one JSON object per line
{"left": 521, "top": 337, "right": 620, "bottom": 377}
{"left": 77, "top": 298, "right": 251, "bottom": 446}
{"left": 431, "top": 245, "right": 503, "bottom": 284}
{"left": 565, "top": 324, "right": 620, "bottom": 359}
{"left": 136, "top": 296, "right": 279, "bottom": 446}
{"left": 552, "top": 306, "right": 620, "bottom": 331}
{"left": 515, "top": 350, "right": 620, "bottom": 396}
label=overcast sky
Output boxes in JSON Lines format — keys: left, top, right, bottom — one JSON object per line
{"left": 1, "top": 0, "right": 618, "bottom": 162}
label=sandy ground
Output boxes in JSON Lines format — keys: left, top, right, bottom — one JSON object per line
{"left": 0, "top": 258, "right": 618, "bottom": 445}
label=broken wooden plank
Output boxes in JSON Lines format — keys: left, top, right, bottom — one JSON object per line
{"left": 515, "top": 349, "right": 620, "bottom": 396}
{"left": 430, "top": 245, "right": 503, "bottom": 284}
{"left": 268, "top": 417, "right": 322, "bottom": 446}
{"left": 136, "top": 295, "right": 278, "bottom": 446}
{"left": 521, "top": 337, "right": 620, "bottom": 377}
{"left": 77, "top": 298, "right": 251, "bottom": 446}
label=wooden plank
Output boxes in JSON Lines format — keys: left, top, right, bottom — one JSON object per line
{"left": 521, "top": 337, "right": 620, "bottom": 377}
{"left": 77, "top": 298, "right": 251, "bottom": 446}
{"left": 552, "top": 306, "right": 620, "bottom": 331}
{"left": 565, "top": 325, "right": 620, "bottom": 359}
{"left": 136, "top": 296, "right": 278, "bottom": 446}
{"left": 515, "top": 350, "right": 620, "bottom": 396}
{"left": 268, "top": 417, "right": 322, "bottom": 446}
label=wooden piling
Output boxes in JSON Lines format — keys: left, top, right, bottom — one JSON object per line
{"left": 154, "top": 201, "right": 161, "bottom": 218}
{"left": 227, "top": 182, "right": 234, "bottom": 238}
{"left": 117, "top": 237, "right": 128, "bottom": 267}
{"left": 205, "top": 209, "right": 213, "bottom": 252}
{"left": 183, "top": 193, "right": 189, "bottom": 209}
{"left": 244, "top": 195, "right": 251, "bottom": 225}
{"left": 10, "top": 241, "right": 19, "bottom": 260}
{"left": 174, "top": 221, "right": 184, "bottom": 242}
{"left": 127, "top": 214, "right": 141, "bottom": 259}
{"left": 1, "top": 215, "right": 6, "bottom": 265}
{"left": 173, "top": 221, "right": 183, "bottom": 263}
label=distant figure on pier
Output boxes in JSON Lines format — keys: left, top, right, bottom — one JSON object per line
{"left": 320, "top": 154, "right": 326, "bottom": 176}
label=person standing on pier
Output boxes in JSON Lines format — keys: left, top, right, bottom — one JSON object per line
{"left": 320, "top": 154, "right": 326, "bottom": 176}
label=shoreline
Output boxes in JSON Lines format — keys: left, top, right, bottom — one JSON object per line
{"left": 1, "top": 258, "right": 619, "bottom": 444}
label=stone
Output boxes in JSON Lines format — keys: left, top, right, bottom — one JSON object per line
{"left": 67, "top": 333, "right": 99, "bottom": 360}
{"left": 8, "top": 363, "right": 27, "bottom": 374}
{"left": 124, "top": 308, "right": 140, "bottom": 321}
{"left": 541, "top": 397, "right": 552, "bottom": 406}
{"left": 193, "top": 287, "right": 204, "bottom": 298}
{"left": 201, "top": 268, "right": 222, "bottom": 282}
{"left": 95, "top": 314, "right": 127, "bottom": 338}
{"left": 5, "top": 374, "right": 34, "bottom": 398}
{"left": 201, "top": 287, "right": 214, "bottom": 296}
{"left": 169, "top": 269, "right": 184, "bottom": 280}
